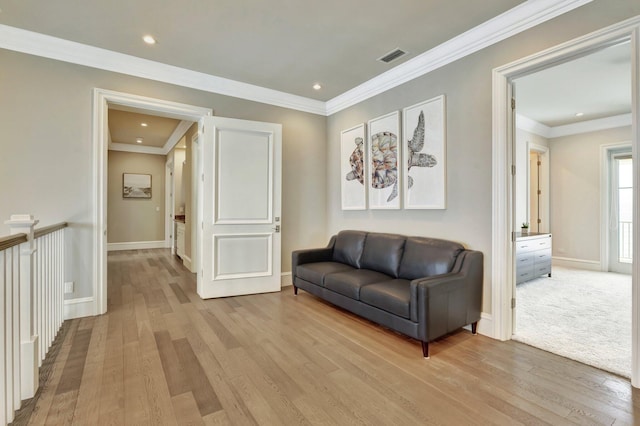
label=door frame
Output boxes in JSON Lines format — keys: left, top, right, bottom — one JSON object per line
{"left": 491, "top": 18, "right": 640, "bottom": 385}
{"left": 165, "top": 157, "right": 175, "bottom": 252}
{"left": 92, "top": 88, "right": 212, "bottom": 315}
{"left": 528, "top": 143, "right": 549, "bottom": 234}
{"left": 601, "top": 143, "right": 633, "bottom": 273}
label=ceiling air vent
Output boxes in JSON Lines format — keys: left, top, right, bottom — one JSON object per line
{"left": 378, "top": 48, "right": 407, "bottom": 64}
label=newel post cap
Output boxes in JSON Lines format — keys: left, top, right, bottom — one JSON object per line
{"left": 5, "top": 214, "right": 39, "bottom": 234}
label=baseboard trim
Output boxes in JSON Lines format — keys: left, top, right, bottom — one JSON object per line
{"left": 64, "top": 297, "right": 95, "bottom": 320}
{"left": 552, "top": 256, "right": 601, "bottom": 271}
{"left": 464, "top": 312, "right": 493, "bottom": 338}
{"left": 281, "top": 271, "right": 292, "bottom": 287}
{"left": 182, "top": 255, "right": 192, "bottom": 271}
{"left": 107, "top": 240, "right": 166, "bottom": 251}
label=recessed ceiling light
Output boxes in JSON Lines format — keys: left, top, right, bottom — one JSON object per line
{"left": 136, "top": 138, "right": 143, "bottom": 144}
{"left": 141, "top": 122, "right": 148, "bottom": 127}
{"left": 313, "top": 83, "right": 322, "bottom": 90}
{"left": 575, "top": 112, "right": 584, "bottom": 117}
{"left": 143, "top": 35, "right": 156, "bottom": 45}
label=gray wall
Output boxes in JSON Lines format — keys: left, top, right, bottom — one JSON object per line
{"left": 0, "top": 49, "right": 327, "bottom": 299}
{"left": 326, "top": 0, "right": 640, "bottom": 314}
{"left": 549, "top": 126, "right": 632, "bottom": 262}
{"left": 107, "top": 151, "right": 166, "bottom": 243}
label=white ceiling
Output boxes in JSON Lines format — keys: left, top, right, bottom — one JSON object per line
{"left": 515, "top": 41, "right": 631, "bottom": 128}
{"left": 0, "top": 0, "right": 525, "bottom": 101}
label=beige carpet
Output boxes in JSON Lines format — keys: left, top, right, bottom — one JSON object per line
{"left": 512, "top": 266, "right": 631, "bottom": 378}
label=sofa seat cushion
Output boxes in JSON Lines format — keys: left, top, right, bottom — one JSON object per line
{"left": 324, "top": 269, "right": 391, "bottom": 300}
{"left": 296, "top": 262, "right": 355, "bottom": 286}
{"left": 360, "top": 279, "right": 411, "bottom": 319}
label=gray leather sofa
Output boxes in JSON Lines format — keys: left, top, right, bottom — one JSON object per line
{"left": 292, "top": 230, "right": 483, "bottom": 357}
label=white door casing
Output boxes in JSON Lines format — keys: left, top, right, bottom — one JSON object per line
{"left": 93, "top": 88, "right": 212, "bottom": 315}
{"left": 492, "top": 19, "right": 640, "bottom": 386}
{"left": 198, "top": 116, "right": 282, "bottom": 299}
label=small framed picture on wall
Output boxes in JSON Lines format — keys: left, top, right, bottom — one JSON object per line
{"left": 123, "top": 173, "right": 152, "bottom": 199}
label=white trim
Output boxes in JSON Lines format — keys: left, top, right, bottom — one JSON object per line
{"left": 108, "top": 142, "right": 166, "bottom": 155}
{"left": 477, "top": 313, "right": 493, "bottom": 337}
{"left": 94, "top": 88, "right": 212, "bottom": 317}
{"left": 107, "top": 240, "right": 167, "bottom": 251}
{"left": 161, "top": 121, "right": 193, "bottom": 154}
{"left": 552, "top": 256, "right": 602, "bottom": 271}
{"left": 517, "top": 113, "right": 633, "bottom": 138}
{"left": 281, "top": 271, "right": 292, "bottom": 287}
{"left": 0, "top": 1, "right": 590, "bottom": 117}
{"left": 491, "top": 67, "right": 514, "bottom": 342}
{"left": 325, "top": 0, "right": 593, "bottom": 115}
{"left": 64, "top": 297, "right": 95, "bottom": 320}
{"left": 630, "top": 22, "right": 640, "bottom": 389}
{"left": 165, "top": 158, "right": 174, "bottom": 252}
{"left": 0, "top": 24, "right": 326, "bottom": 116}
{"left": 492, "top": 18, "right": 640, "bottom": 386}
{"left": 550, "top": 113, "right": 633, "bottom": 138}
{"left": 516, "top": 114, "right": 552, "bottom": 138}
{"left": 182, "top": 255, "right": 192, "bottom": 271}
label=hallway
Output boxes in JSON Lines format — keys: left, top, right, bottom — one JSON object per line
{"left": 12, "top": 249, "right": 640, "bottom": 425}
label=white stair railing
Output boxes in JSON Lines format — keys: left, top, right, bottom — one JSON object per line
{"left": 0, "top": 215, "right": 67, "bottom": 425}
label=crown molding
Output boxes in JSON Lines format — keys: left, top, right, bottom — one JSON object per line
{"left": 516, "top": 114, "right": 552, "bottom": 138}
{"left": 516, "top": 113, "right": 632, "bottom": 138}
{"left": 0, "top": 0, "right": 591, "bottom": 117}
{"left": 108, "top": 142, "right": 165, "bottom": 155}
{"left": 0, "top": 24, "right": 327, "bottom": 116}
{"left": 161, "top": 121, "right": 193, "bottom": 155}
{"left": 549, "top": 113, "right": 632, "bottom": 138}
{"left": 325, "top": 0, "right": 593, "bottom": 115}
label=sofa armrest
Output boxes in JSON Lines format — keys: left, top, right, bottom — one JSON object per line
{"left": 291, "top": 236, "right": 336, "bottom": 278}
{"left": 410, "top": 250, "right": 483, "bottom": 341}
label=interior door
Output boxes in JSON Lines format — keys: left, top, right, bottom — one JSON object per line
{"left": 198, "top": 116, "right": 282, "bottom": 299}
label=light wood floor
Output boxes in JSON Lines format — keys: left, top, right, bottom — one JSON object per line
{"left": 12, "top": 249, "right": 640, "bottom": 425}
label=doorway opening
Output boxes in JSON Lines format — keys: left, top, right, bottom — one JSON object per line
{"left": 93, "top": 88, "right": 212, "bottom": 315}
{"left": 491, "top": 19, "right": 640, "bottom": 385}
{"left": 510, "top": 41, "right": 633, "bottom": 377}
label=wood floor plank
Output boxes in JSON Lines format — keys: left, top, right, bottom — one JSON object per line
{"left": 13, "top": 249, "right": 640, "bottom": 425}
{"left": 71, "top": 314, "right": 108, "bottom": 425}
{"left": 171, "top": 392, "right": 205, "bottom": 426}
{"left": 173, "top": 338, "right": 222, "bottom": 417}
{"left": 123, "top": 341, "right": 151, "bottom": 425}
{"left": 27, "top": 320, "right": 79, "bottom": 425}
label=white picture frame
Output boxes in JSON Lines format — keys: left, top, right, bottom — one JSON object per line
{"left": 368, "top": 111, "right": 401, "bottom": 209}
{"left": 402, "top": 95, "right": 446, "bottom": 209}
{"left": 340, "top": 124, "right": 367, "bottom": 210}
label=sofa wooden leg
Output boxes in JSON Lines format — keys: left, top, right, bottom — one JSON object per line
{"left": 421, "top": 341, "right": 429, "bottom": 359}
{"left": 471, "top": 321, "right": 478, "bottom": 335}
{"left": 293, "top": 285, "right": 298, "bottom": 295}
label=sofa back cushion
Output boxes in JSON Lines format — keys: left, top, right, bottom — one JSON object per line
{"left": 332, "top": 230, "right": 367, "bottom": 268}
{"left": 398, "top": 237, "right": 464, "bottom": 280}
{"left": 360, "top": 233, "right": 406, "bottom": 278}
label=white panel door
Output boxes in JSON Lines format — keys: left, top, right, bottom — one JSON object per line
{"left": 198, "top": 116, "right": 282, "bottom": 298}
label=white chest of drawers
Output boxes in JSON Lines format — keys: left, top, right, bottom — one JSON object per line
{"left": 515, "top": 233, "right": 552, "bottom": 284}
